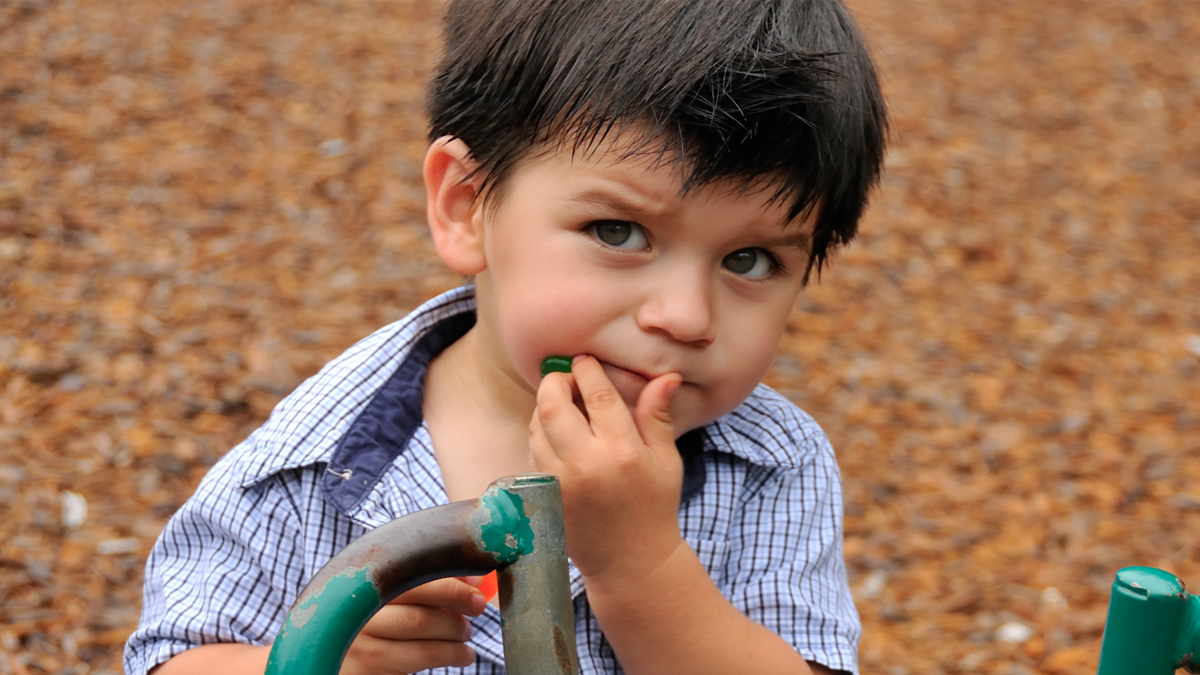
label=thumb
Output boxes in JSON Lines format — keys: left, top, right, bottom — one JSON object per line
{"left": 633, "top": 373, "right": 683, "bottom": 447}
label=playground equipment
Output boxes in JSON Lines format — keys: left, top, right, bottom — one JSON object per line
{"left": 263, "top": 473, "right": 579, "bottom": 675}
{"left": 260, "top": 464, "right": 1200, "bottom": 673}
{"left": 1097, "top": 567, "right": 1200, "bottom": 674}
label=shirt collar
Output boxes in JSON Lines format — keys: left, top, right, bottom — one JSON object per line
{"left": 232, "top": 285, "right": 477, "bottom": 488}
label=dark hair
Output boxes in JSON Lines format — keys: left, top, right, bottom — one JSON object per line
{"left": 427, "top": 0, "right": 887, "bottom": 282}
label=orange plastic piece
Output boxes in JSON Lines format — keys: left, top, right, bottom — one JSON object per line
{"left": 479, "top": 570, "right": 498, "bottom": 601}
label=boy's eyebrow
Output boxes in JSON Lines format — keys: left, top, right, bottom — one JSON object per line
{"left": 758, "top": 231, "right": 813, "bottom": 252}
{"left": 566, "top": 188, "right": 666, "bottom": 219}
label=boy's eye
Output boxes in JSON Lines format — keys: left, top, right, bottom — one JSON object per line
{"left": 590, "top": 221, "right": 648, "bottom": 250}
{"left": 722, "top": 248, "right": 775, "bottom": 279}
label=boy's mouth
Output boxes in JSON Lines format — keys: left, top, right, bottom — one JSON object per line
{"left": 598, "top": 360, "right": 654, "bottom": 405}
{"left": 600, "top": 360, "right": 650, "bottom": 382}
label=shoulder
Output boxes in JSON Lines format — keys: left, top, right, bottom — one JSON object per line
{"left": 703, "top": 384, "right": 834, "bottom": 471}
{"left": 218, "top": 286, "right": 476, "bottom": 488}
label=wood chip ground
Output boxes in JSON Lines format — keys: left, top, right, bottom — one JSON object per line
{"left": 1, "top": 2, "right": 1197, "bottom": 674}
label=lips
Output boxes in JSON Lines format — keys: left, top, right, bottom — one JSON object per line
{"left": 600, "top": 360, "right": 651, "bottom": 382}
{"left": 597, "top": 359, "right": 652, "bottom": 404}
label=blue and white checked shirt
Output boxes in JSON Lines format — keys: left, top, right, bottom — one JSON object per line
{"left": 126, "top": 285, "right": 860, "bottom": 675}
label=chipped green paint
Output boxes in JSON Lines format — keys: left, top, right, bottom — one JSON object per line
{"left": 479, "top": 487, "right": 534, "bottom": 564}
{"left": 541, "top": 356, "right": 572, "bottom": 376}
{"left": 266, "top": 565, "right": 381, "bottom": 675}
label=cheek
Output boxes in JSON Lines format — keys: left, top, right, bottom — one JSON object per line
{"left": 733, "top": 315, "right": 790, "bottom": 390}
{"left": 493, "top": 275, "right": 622, "bottom": 384}
{"left": 683, "top": 306, "right": 790, "bottom": 425}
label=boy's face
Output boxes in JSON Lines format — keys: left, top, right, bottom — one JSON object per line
{"left": 464, "top": 137, "right": 814, "bottom": 435}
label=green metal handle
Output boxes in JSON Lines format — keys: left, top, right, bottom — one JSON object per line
{"left": 1096, "top": 567, "right": 1200, "bottom": 674}
{"left": 264, "top": 474, "right": 579, "bottom": 675}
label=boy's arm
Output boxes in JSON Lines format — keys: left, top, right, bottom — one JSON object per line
{"left": 125, "top": 462, "right": 301, "bottom": 675}
{"left": 583, "top": 540, "right": 843, "bottom": 675}
{"left": 127, "top": 458, "right": 486, "bottom": 675}
{"left": 152, "top": 644, "right": 269, "bottom": 675}
{"left": 531, "top": 357, "right": 855, "bottom": 675}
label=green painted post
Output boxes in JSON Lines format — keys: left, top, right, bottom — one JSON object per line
{"left": 1096, "top": 567, "right": 1200, "bottom": 674}
{"left": 1180, "top": 592, "right": 1200, "bottom": 674}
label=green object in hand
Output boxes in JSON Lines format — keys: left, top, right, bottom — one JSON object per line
{"left": 541, "top": 356, "right": 572, "bottom": 376}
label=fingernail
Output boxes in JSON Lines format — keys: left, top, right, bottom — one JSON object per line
{"left": 469, "top": 590, "right": 487, "bottom": 614}
{"left": 462, "top": 619, "right": 473, "bottom": 640}
{"left": 663, "top": 377, "right": 682, "bottom": 398}
{"left": 460, "top": 575, "right": 483, "bottom": 587}
{"left": 571, "top": 354, "right": 587, "bottom": 363}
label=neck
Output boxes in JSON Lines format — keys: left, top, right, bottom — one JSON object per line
{"left": 422, "top": 323, "right": 537, "bottom": 499}
{"left": 431, "top": 324, "right": 536, "bottom": 426}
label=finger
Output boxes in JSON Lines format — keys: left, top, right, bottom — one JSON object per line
{"left": 569, "top": 355, "right": 638, "bottom": 437}
{"left": 540, "top": 360, "right": 587, "bottom": 416}
{"left": 389, "top": 577, "right": 487, "bottom": 616}
{"left": 362, "top": 603, "right": 474, "bottom": 643}
{"left": 633, "top": 372, "right": 683, "bottom": 452}
{"left": 534, "top": 370, "right": 592, "bottom": 459}
{"left": 528, "top": 407, "right": 565, "bottom": 473}
{"left": 348, "top": 632, "right": 476, "bottom": 673}
{"left": 535, "top": 371, "right": 582, "bottom": 421}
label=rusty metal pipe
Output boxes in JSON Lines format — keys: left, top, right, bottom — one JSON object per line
{"left": 264, "top": 474, "right": 579, "bottom": 675}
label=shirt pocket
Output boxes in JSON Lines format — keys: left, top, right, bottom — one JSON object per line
{"left": 684, "top": 536, "right": 730, "bottom": 588}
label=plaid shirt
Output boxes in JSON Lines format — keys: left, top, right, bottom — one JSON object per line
{"left": 125, "top": 285, "right": 860, "bottom": 675}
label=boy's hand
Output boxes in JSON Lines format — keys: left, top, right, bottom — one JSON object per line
{"left": 529, "top": 354, "right": 685, "bottom": 584}
{"left": 340, "top": 576, "right": 486, "bottom": 675}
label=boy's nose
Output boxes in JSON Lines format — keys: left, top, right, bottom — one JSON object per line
{"left": 635, "top": 272, "right": 716, "bottom": 346}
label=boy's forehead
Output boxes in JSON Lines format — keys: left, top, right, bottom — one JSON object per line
{"left": 522, "top": 129, "right": 808, "bottom": 230}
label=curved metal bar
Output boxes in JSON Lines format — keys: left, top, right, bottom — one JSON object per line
{"left": 264, "top": 474, "right": 578, "bottom": 675}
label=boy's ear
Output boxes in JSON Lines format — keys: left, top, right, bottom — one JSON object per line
{"left": 424, "top": 136, "right": 487, "bottom": 276}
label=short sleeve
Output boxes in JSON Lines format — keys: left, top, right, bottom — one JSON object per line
{"left": 723, "top": 434, "right": 860, "bottom": 674}
{"left": 123, "top": 459, "right": 312, "bottom": 675}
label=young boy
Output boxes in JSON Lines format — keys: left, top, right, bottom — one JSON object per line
{"left": 126, "top": 0, "right": 886, "bottom": 673}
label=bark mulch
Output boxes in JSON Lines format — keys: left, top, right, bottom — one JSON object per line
{"left": 1, "top": 2, "right": 1197, "bottom": 674}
